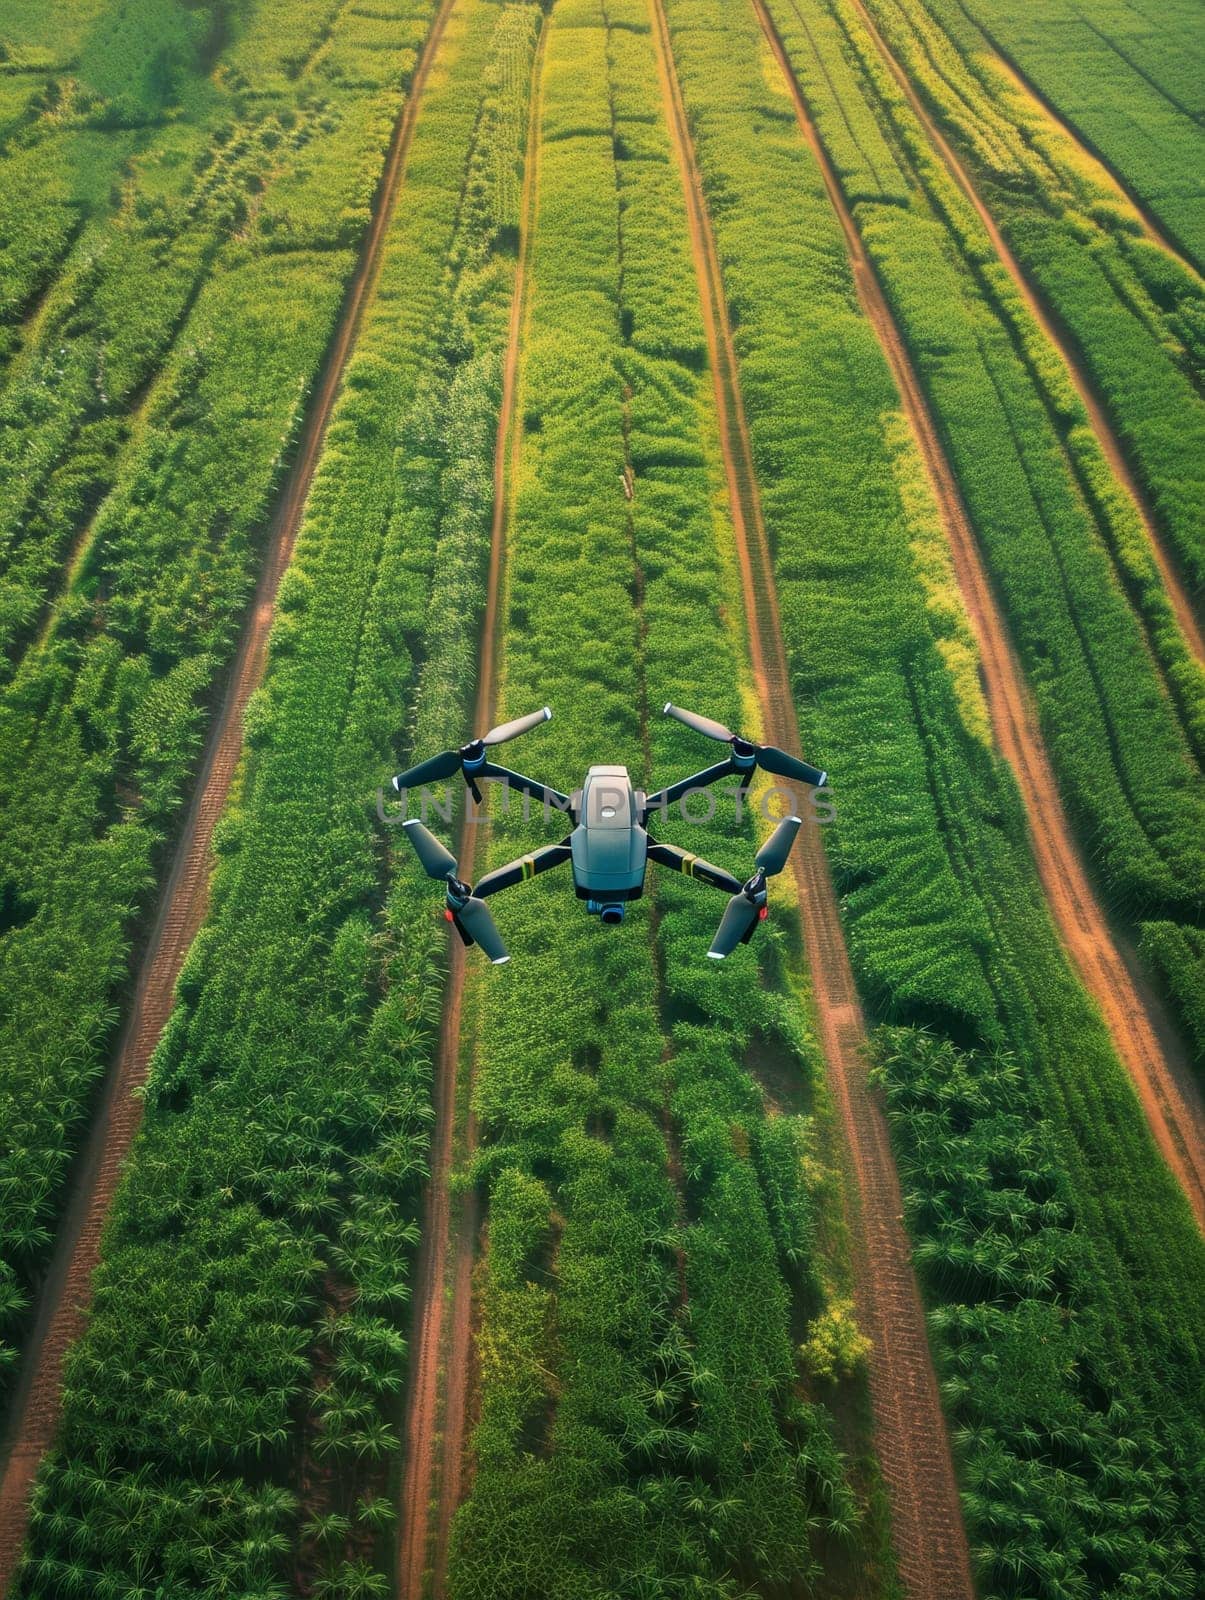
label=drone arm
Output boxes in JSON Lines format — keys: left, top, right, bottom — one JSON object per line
{"left": 647, "top": 840, "right": 743, "bottom": 895}
{"left": 476, "top": 760, "right": 573, "bottom": 816}
{"left": 473, "top": 840, "right": 573, "bottom": 899}
{"left": 642, "top": 759, "right": 737, "bottom": 818}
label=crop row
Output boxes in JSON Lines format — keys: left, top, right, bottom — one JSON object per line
{"left": 661, "top": 0, "right": 1205, "bottom": 1591}
{"left": 447, "top": 2, "right": 860, "bottom": 1593}
{"left": 1138, "top": 922, "right": 1205, "bottom": 1070}
{"left": 0, "top": 0, "right": 428, "bottom": 362}
{"left": 764, "top": 0, "right": 1205, "bottom": 1043}
{"left": 873, "top": 1026, "right": 1202, "bottom": 1600}
{"left": 860, "top": 0, "right": 1205, "bottom": 650}
{"left": 0, "top": 0, "right": 429, "bottom": 670}
{"left": 0, "top": 0, "right": 219, "bottom": 359}
{"left": 952, "top": 0, "right": 1205, "bottom": 270}
{"left": 0, "top": 0, "right": 439, "bottom": 1408}
{"left": 845, "top": 0, "right": 1205, "bottom": 1061}
{"left": 12, "top": 3, "right": 541, "bottom": 1595}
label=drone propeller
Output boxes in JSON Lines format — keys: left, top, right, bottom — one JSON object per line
{"left": 403, "top": 818, "right": 459, "bottom": 879}
{"left": 449, "top": 895, "right": 509, "bottom": 965}
{"left": 401, "top": 820, "right": 509, "bottom": 963}
{"left": 392, "top": 747, "right": 463, "bottom": 789}
{"left": 663, "top": 705, "right": 734, "bottom": 743}
{"left": 708, "top": 816, "right": 801, "bottom": 960}
{"left": 481, "top": 707, "right": 552, "bottom": 747}
{"left": 709, "top": 894, "right": 762, "bottom": 961}
{"left": 755, "top": 814, "right": 802, "bottom": 876}
{"left": 663, "top": 703, "right": 826, "bottom": 789}
{"left": 392, "top": 707, "right": 551, "bottom": 793}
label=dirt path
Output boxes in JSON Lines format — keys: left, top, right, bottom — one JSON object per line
{"left": 751, "top": 0, "right": 1205, "bottom": 1233}
{"left": 393, "top": 921, "right": 474, "bottom": 1600}
{"left": 647, "top": 5, "right": 976, "bottom": 1597}
{"left": 393, "top": 19, "right": 547, "bottom": 1598}
{"left": 843, "top": 0, "right": 1203, "bottom": 663}
{"left": 0, "top": 1, "right": 458, "bottom": 1587}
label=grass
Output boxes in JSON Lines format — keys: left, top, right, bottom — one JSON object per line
{"left": 449, "top": 2, "right": 859, "bottom": 1592}
{"left": 660, "top": 0, "right": 1205, "bottom": 1590}
{"left": 12, "top": 4, "right": 537, "bottom": 1593}
{"left": 0, "top": 0, "right": 441, "bottom": 1408}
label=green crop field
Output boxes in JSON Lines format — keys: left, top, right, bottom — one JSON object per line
{"left": 953, "top": 0, "right": 1205, "bottom": 270}
{"left": 0, "top": 1, "right": 1201, "bottom": 1598}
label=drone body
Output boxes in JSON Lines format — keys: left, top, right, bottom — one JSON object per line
{"left": 392, "top": 703, "right": 827, "bottom": 962}
{"left": 569, "top": 767, "right": 647, "bottom": 917}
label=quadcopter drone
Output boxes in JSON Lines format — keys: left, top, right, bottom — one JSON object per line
{"left": 391, "top": 703, "right": 827, "bottom": 963}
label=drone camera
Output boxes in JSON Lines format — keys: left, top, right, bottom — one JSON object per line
{"left": 586, "top": 899, "right": 626, "bottom": 925}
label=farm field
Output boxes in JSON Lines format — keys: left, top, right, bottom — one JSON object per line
{"left": 954, "top": 0, "right": 1205, "bottom": 270}
{"left": 0, "top": 1, "right": 1201, "bottom": 1598}
{"left": 0, "top": 0, "right": 442, "bottom": 1423}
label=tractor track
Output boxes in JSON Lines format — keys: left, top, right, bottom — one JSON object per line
{"left": 647, "top": 4, "right": 976, "bottom": 1597}
{"left": 0, "top": 0, "right": 458, "bottom": 1586}
{"left": 750, "top": 0, "right": 1205, "bottom": 1234}
{"left": 394, "top": 18, "right": 547, "bottom": 1597}
{"left": 843, "top": 0, "right": 1204, "bottom": 663}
